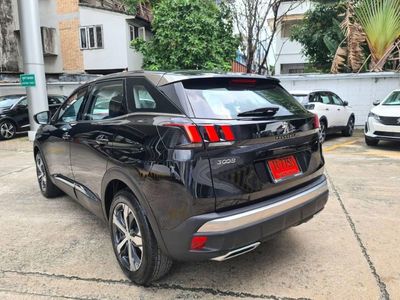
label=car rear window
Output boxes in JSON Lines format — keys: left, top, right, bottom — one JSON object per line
{"left": 182, "top": 78, "right": 306, "bottom": 119}
{"left": 292, "top": 94, "right": 308, "bottom": 104}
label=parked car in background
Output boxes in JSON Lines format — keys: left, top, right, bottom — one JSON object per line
{"left": 291, "top": 90, "right": 355, "bottom": 143}
{"left": 33, "top": 71, "right": 329, "bottom": 285}
{"left": 365, "top": 90, "right": 400, "bottom": 146}
{"left": 0, "top": 94, "right": 66, "bottom": 140}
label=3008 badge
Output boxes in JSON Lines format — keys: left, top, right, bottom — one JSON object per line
{"left": 216, "top": 158, "right": 237, "bottom": 165}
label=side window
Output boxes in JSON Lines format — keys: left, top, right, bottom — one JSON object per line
{"left": 58, "top": 88, "right": 87, "bottom": 123}
{"left": 126, "top": 77, "right": 182, "bottom": 114}
{"left": 320, "top": 93, "right": 332, "bottom": 104}
{"left": 309, "top": 94, "right": 317, "bottom": 103}
{"left": 85, "top": 80, "right": 125, "bottom": 120}
{"left": 331, "top": 94, "right": 344, "bottom": 106}
{"left": 48, "top": 97, "right": 61, "bottom": 105}
{"left": 18, "top": 97, "right": 28, "bottom": 106}
{"left": 133, "top": 85, "right": 156, "bottom": 109}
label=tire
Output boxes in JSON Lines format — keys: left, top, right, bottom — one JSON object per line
{"left": 35, "top": 152, "right": 63, "bottom": 198}
{"left": 342, "top": 117, "right": 355, "bottom": 137}
{"left": 0, "top": 120, "right": 16, "bottom": 140}
{"left": 109, "top": 189, "right": 172, "bottom": 285}
{"left": 365, "top": 135, "right": 379, "bottom": 146}
{"left": 319, "top": 120, "right": 327, "bottom": 143}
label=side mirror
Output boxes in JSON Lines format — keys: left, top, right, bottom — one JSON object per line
{"left": 343, "top": 101, "right": 349, "bottom": 106}
{"left": 373, "top": 100, "right": 381, "bottom": 106}
{"left": 34, "top": 111, "right": 50, "bottom": 125}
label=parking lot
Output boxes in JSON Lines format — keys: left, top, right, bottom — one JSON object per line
{"left": 0, "top": 132, "right": 399, "bottom": 300}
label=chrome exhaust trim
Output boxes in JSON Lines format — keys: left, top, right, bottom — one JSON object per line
{"left": 211, "top": 242, "right": 260, "bottom": 261}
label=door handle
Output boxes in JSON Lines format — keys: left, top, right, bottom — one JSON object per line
{"left": 62, "top": 132, "right": 71, "bottom": 141}
{"left": 325, "top": 108, "right": 329, "bottom": 111}
{"left": 96, "top": 137, "right": 109, "bottom": 145}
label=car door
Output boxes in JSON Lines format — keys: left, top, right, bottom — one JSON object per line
{"left": 15, "top": 97, "right": 30, "bottom": 130}
{"left": 313, "top": 92, "right": 337, "bottom": 128}
{"left": 40, "top": 87, "right": 88, "bottom": 198}
{"left": 331, "top": 93, "right": 350, "bottom": 126}
{"left": 69, "top": 79, "right": 126, "bottom": 218}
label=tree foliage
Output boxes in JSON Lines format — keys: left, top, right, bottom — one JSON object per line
{"left": 290, "top": 1, "right": 345, "bottom": 72}
{"left": 131, "top": 0, "right": 239, "bottom": 71}
{"left": 355, "top": 0, "right": 400, "bottom": 71}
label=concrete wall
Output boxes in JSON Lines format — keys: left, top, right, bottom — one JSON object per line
{"left": 0, "top": 0, "right": 21, "bottom": 73}
{"left": 277, "top": 72, "right": 400, "bottom": 126}
{"left": 0, "top": 82, "right": 83, "bottom": 98}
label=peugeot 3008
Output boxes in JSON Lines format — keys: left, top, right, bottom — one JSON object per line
{"left": 33, "top": 71, "right": 329, "bottom": 285}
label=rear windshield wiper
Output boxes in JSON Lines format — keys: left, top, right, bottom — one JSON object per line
{"left": 237, "top": 107, "right": 279, "bottom": 117}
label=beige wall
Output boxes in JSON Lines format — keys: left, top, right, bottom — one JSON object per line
{"left": 56, "top": 0, "right": 79, "bottom": 14}
{"left": 57, "top": 0, "right": 83, "bottom": 73}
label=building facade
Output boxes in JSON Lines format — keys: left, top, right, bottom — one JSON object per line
{"left": 0, "top": 0, "right": 151, "bottom": 76}
{"left": 269, "top": 0, "right": 313, "bottom": 75}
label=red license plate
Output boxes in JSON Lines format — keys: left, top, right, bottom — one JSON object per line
{"left": 267, "top": 155, "right": 301, "bottom": 182}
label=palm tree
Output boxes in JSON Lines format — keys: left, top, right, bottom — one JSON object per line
{"left": 355, "top": 0, "right": 400, "bottom": 71}
{"left": 331, "top": 0, "right": 400, "bottom": 72}
{"left": 331, "top": 0, "right": 366, "bottom": 73}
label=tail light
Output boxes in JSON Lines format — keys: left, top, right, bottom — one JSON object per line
{"left": 190, "top": 236, "right": 208, "bottom": 250}
{"left": 164, "top": 123, "right": 203, "bottom": 143}
{"left": 164, "top": 123, "right": 236, "bottom": 145}
{"left": 313, "top": 114, "right": 320, "bottom": 129}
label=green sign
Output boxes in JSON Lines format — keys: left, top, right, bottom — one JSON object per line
{"left": 20, "top": 74, "right": 36, "bottom": 87}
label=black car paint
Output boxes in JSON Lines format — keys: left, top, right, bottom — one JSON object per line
{"left": 0, "top": 95, "right": 65, "bottom": 132}
{"left": 34, "top": 72, "right": 327, "bottom": 261}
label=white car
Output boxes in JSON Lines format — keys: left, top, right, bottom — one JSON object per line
{"left": 291, "top": 90, "right": 355, "bottom": 143}
{"left": 365, "top": 89, "right": 400, "bottom": 146}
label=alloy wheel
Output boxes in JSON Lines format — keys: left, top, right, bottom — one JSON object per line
{"left": 36, "top": 154, "right": 47, "bottom": 192}
{"left": 112, "top": 203, "right": 143, "bottom": 272}
{"left": 0, "top": 121, "right": 15, "bottom": 139}
{"left": 348, "top": 119, "right": 354, "bottom": 135}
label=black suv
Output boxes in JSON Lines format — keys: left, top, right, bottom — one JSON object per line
{"left": 33, "top": 71, "right": 328, "bottom": 285}
{"left": 0, "top": 94, "right": 65, "bottom": 140}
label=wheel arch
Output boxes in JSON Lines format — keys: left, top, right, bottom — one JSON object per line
{"left": 319, "top": 116, "right": 328, "bottom": 127}
{"left": 101, "top": 168, "right": 168, "bottom": 254}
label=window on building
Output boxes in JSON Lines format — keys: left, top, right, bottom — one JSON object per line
{"left": 80, "top": 25, "right": 103, "bottom": 49}
{"left": 281, "top": 63, "right": 306, "bottom": 74}
{"left": 129, "top": 25, "right": 146, "bottom": 42}
{"left": 80, "top": 27, "right": 87, "bottom": 49}
{"left": 129, "top": 25, "right": 139, "bottom": 41}
{"left": 281, "top": 19, "right": 301, "bottom": 38}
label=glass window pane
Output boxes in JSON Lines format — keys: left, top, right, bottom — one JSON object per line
{"left": 182, "top": 79, "right": 305, "bottom": 119}
{"left": 331, "top": 94, "right": 343, "bottom": 105}
{"left": 133, "top": 85, "right": 156, "bottom": 109}
{"left": 59, "top": 88, "right": 87, "bottom": 123}
{"left": 88, "top": 27, "right": 95, "bottom": 48}
{"left": 80, "top": 28, "right": 87, "bottom": 48}
{"left": 87, "top": 81, "right": 124, "bottom": 120}
{"left": 96, "top": 26, "right": 103, "bottom": 48}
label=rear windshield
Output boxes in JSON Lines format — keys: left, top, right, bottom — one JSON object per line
{"left": 292, "top": 94, "right": 308, "bottom": 104}
{"left": 383, "top": 91, "right": 400, "bottom": 106}
{"left": 182, "top": 78, "right": 306, "bottom": 119}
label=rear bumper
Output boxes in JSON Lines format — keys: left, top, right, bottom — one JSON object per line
{"left": 161, "top": 175, "right": 329, "bottom": 261}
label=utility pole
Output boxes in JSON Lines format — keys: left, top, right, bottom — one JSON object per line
{"left": 17, "top": 0, "right": 49, "bottom": 141}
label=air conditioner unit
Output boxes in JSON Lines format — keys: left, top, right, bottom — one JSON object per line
{"left": 41, "top": 27, "right": 57, "bottom": 56}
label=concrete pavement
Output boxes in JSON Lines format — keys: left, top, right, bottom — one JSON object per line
{"left": 0, "top": 134, "right": 398, "bottom": 299}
